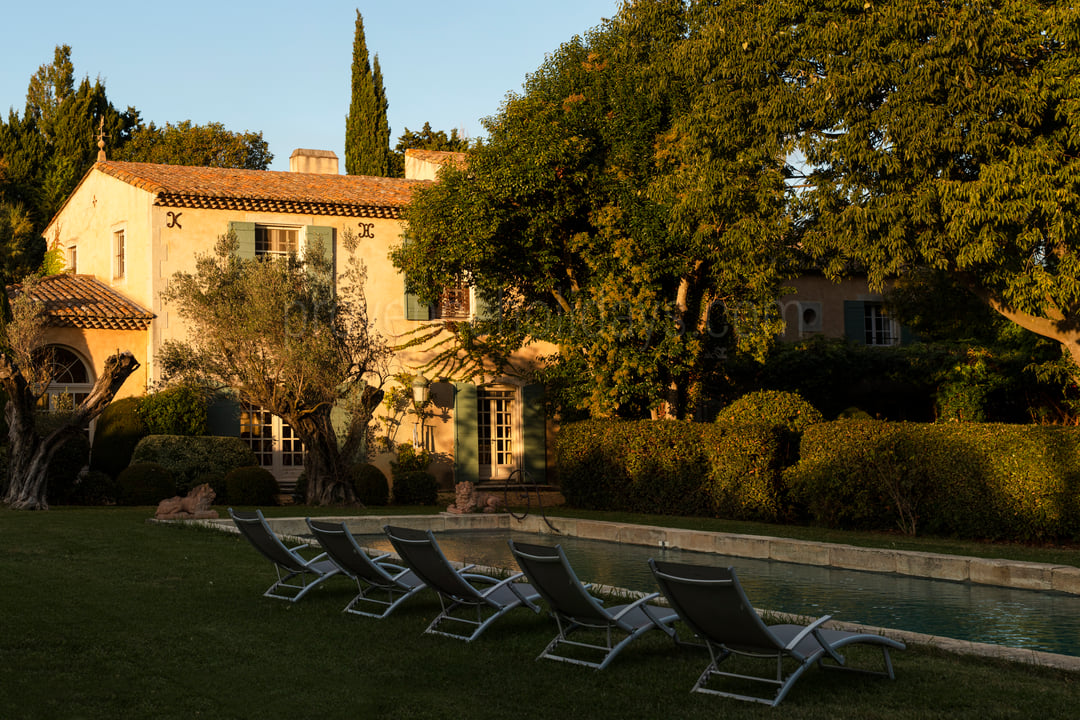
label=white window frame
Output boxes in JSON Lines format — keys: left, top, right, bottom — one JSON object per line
{"left": 254, "top": 225, "right": 300, "bottom": 258}
{"left": 864, "top": 303, "right": 899, "bottom": 347}
{"left": 477, "top": 385, "right": 520, "bottom": 481}
{"left": 67, "top": 244, "right": 77, "bottom": 274}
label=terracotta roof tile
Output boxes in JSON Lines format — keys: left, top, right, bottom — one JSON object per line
{"left": 12, "top": 275, "right": 155, "bottom": 331}
{"left": 94, "top": 161, "right": 428, "bottom": 219}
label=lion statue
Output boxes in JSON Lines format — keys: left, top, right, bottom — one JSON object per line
{"left": 155, "top": 483, "right": 219, "bottom": 520}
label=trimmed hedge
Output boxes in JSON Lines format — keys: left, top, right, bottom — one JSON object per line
{"left": 351, "top": 463, "right": 390, "bottom": 506}
{"left": 224, "top": 465, "right": 279, "bottom": 506}
{"left": 557, "top": 419, "right": 786, "bottom": 521}
{"left": 137, "top": 385, "right": 207, "bottom": 436}
{"left": 392, "top": 470, "right": 438, "bottom": 506}
{"left": 115, "top": 462, "right": 176, "bottom": 505}
{"left": 130, "top": 435, "right": 258, "bottom": 495}
{"left": 90, "top": 397, "right": 149, "bottom": 479}
{"left": 786, "top": 420, "right": 1080, "bottom": 541}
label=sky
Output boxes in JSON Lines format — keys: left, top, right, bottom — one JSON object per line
{"left": 0, "top": 0, "right": 622, "bottom": 171}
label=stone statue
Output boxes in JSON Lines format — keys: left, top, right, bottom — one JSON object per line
{"left": 155, "top": 483, "right": 219, "bottom": 520}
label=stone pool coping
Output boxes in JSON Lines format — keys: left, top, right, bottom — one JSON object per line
{"left": 192, "top": 512, "right": 1080, "bottom": 672}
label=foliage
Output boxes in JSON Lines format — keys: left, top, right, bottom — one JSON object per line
{"left": 223, "top": 465, "right": 279, "bottom": 506}
{"left": 350, "top": 463, "right": 389, "bottom": 506}
{"left": 159, "top": 231, "right": 391, "bottom": 505}
{"left": 787, "top": 421, "right": 1080, "bottom": 541}
{"left": 137, "top": 384, "right": 207, "bottom": 436}
{"left": 0, "top": 44, "right": 140, "bottom": 275}
{"left": 716, "top": 390, "right": 823, "bottom": 435}
{"left": 42, "top": 428, "right": 89, "bottom": 505}
{"left": 389, "top": 442, "right": 430, "bottom": 478}
{"left": 737, "top": 1, "right": 1080, "bottom": 380}
{"left": 89, "top": 396, "right": 148, "bottom": 479}
{"left": 345, "top": 11, "right": 391, "bottom": 177}
{"left": 114, "top": 462, "right": 175, "bottom": 505}
{"left": 391, "top": 470, "right": 438, "bottom": 506}
{"left": 729, "top": 335, "right": 1070, "bottom": 424}
{"left": 67, "top": 470, "right": 115, "bottom": 506}
{"left": 394, "top": 0, "right": 794, "bottom": 418}
{"left": 113, "top": 120, "right": 272, "bottom": 169}
{"left": 130, "top": 435, "right": 257, "bottom": 495}
{"left": 557, "top": 419, "right": 787, "bottom": 521}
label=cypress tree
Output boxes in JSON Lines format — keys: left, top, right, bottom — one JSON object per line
{"left": 345, "top": 11, "right": 390, "bottom": 176}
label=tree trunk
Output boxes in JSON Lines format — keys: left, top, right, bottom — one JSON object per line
{"left": 292, "top": 411, "right": 360, "bottom": 506}
{"left": 2, "top": 351, "right": 140, "bottom": 510}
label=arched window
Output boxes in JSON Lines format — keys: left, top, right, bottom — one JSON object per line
{"left": 37, "top": 346, "right": 93, "bottom": 412}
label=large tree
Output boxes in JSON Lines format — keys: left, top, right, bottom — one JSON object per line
{"left": 0, "top": 279, "right": 140, "bottom": 510}
{"left": 393, "top": 0, "right": 795, "bottom": 417}
{"left": 114, "top": 120, "right": 272, "bottom": 169}
{"left": 345, "top": 11, "right": 391, "bottom": 177}
{"left": 0, "top": 46, "right": 139, "bottom": 279}
{"left": 723, "top": 0, "right": 1080, "bottom": 383}
{"left": 159, "top": 231, "right": 391, "bottom": 505}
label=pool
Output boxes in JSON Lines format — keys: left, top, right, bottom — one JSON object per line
{"left": 346, "top": 528, "right": 1080, "bottom": 658}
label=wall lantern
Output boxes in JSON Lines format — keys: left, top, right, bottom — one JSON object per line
{"left": 412, "top": 371, "right": 430, "bottom": 406}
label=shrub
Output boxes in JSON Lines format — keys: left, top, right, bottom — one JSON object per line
{"left": 390, "top": 443, "right": 431, "bottom": 477}
{"left": 90, "top": 397, "right": 149, "bottom": 479}
{"left": 224, "top": 465, "right": 279, "bottom": 506}
{"left": 137, "top": 385, "right": 207, "bottom": 436}
{"left": 131, "top": 435, "right": 258, "bottom": 494}
{"left": 115, "top": 462, "right": 176, "bottom": 505}
{"left": 392, "top": 470, "right": 438, "bottom": 506}
{"left": 716, "top": 390, "right": 824, "bottom": 435}
{"left": 69, "top": 470, "right": 117, "bottom": 506}
{"left": 45, "top": 431, "right": 91, "bottom": 505}
{"left": 557, "top": 419, "right": 786, "bottom": 521}
{"left": 351, "top": 463, "right": 389, "bottom": 506}
{"left": 786, "top": 420, "right": 1080, "bottom": 541}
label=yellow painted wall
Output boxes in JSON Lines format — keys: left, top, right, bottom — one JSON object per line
{"left": 44, "top": 326, "right": 149, "bottom": 400}
{"left": 779, "top": 275, "right": 885, "bottom": 342}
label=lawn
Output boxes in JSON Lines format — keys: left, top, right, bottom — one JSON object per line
{"left": 2, "top": 506, "right": 1078, "bottom": 719}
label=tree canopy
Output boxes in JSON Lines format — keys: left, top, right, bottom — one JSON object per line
{"left": 722, "top": 0, "right": 1080, "bottom": 379}
{"left": 345, "top": 11, "right": 392, "bottom": 177}
{"left": 114, "top": 120, "right": 271, "bottom": 169}
{"left": 393, "top": 0, "right": 795, "bottom": 418}
{"left": 0, "top": 44, "right": 272, "bottom": 284}
{"left": 159, "top": 231, "right": 391, "bottom": 505}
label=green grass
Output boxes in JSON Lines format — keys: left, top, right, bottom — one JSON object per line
{"left": 2, "top": 506, "right": 1078, "bottom": 719}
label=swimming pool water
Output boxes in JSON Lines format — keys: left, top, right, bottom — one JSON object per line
{"left": 348, "top": 529, "right": 1080, "bottom": 658}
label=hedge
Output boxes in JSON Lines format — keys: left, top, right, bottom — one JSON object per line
{"left": 786, "top": 420, "right": 1080, "bottom": 541}
{"left": 557, "top": 419, "right": 786, "bottom": 521}
{"left": 130, "top": 435, "right": 258, "bottom": 495}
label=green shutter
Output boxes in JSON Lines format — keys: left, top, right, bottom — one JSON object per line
{"left": 405, "top": 287, "right": 431, "bottom": 321}
{"left": 453, "top": 382, "right": 479, "bottom": 484}
{"left": 843, "top": 301, "right": 865, "bottom": 345}
{"left": 228, "top": 221, "right": 256, "bottom": 260}
{"left": 472, "top": 287, "right": 500, "bottom": 321}
{"left": 303, "top": 225, "right": 334, "bottom": 268}
{"left": 206, "top": 395, "right": 241, "bottom": 436}
{"left": 521, "top": 384, "right": 546, "bottom": 484}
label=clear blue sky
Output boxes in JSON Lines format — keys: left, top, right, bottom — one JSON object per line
{"left": 0, "top": 1, "right": 621, "bottom": 171}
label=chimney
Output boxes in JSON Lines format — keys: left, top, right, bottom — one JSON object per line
{"left": 289, "top": 149, "right": 339, "bottom": 175}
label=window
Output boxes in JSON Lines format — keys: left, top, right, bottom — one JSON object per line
{"left": 478, "top": 387, "right": 516, "bottom": 480}
{"left": 35, "top": 346, "right": 92, "bottom": 412}
{"left": 255, "top": 226, "right": 298, "bottom": 257}
{"left": 113, "top": 229, "right": 125, "bottom": 279}
{"left": 67, "top": 245, "right": 77, "bottom": 274}
{"left": 864, "top": 303, "right": 899, "bottom": 346}
{"left": 434, "top": 278, "right": 471, "bottom": 320}
{"left": 239, "top": 404, "right": 307, "bottom": 486}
